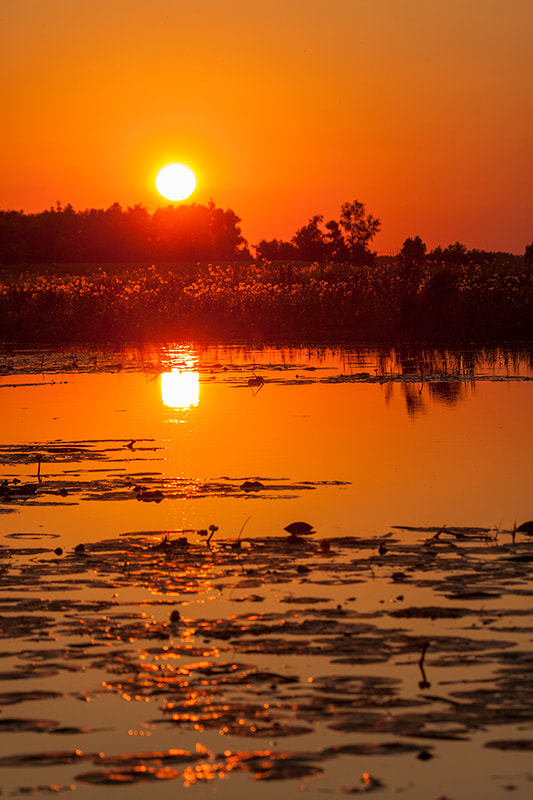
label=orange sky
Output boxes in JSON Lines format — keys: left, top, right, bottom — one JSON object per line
{"left": 2, "top": 0, "right": 531, "bottom": 254}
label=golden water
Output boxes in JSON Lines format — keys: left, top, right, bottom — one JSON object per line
{"left": 1, "top": 343, "right": 533, "bottom": 799}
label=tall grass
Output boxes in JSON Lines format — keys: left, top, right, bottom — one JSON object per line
{"left": 1, "top": 259, "right": 531, "bottom": 344}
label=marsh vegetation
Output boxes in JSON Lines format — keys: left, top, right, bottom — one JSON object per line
{"left": 2, "top": 200, "right": 531, "bottom": 344}
{"left": 1, "top": 256, "right": 532, "bottom": 344}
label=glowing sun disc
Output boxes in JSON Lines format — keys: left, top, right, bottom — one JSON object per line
{"left": 156, "top": 163, "right": 197, "bottom": 201}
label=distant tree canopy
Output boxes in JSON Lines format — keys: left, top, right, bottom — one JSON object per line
{"left": 255, "top": 200, "right": 380, "bottom": 265}
{"left": 252, "top": 238, "right": 297, "bottom": 261}
{"left": 0, "top": 201, "right": 250, "bottom": 264}
{"left": 339, "top": 201, "right": 381, "bottom": 264}
{"left": 2, "top": 198, "right": 529, "bottom": 270}
{"left": 400, "top": 236, "right": 427, "bottom": 269}
{"left": 399, "top": 237, "right": 528, "bottom": 271}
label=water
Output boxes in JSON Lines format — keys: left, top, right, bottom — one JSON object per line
{"left": 1, "top": 343, "right": 533, "bottom": 798}
{"left": 1, "top": 343, "right": 532, "bottom": 542}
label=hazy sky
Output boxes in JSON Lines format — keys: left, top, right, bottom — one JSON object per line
{"left": 2, "top": 0, "right": 531, "bottom": 253}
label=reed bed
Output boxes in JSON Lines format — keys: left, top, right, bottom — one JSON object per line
{"left": 1, "top": 259, "right": 532, "bottom": 343}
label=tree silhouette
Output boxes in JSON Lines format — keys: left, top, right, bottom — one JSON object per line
{"left": 324, "top": 219, "right": 349, "bottom": 262}
{"left": 429, "top": 241, "right": 468, "bottom": 265}
{"left": 400, "top": 236, "right": 427, "bottom": 269}
{"left": 525, "top": 242, "right": 533, "bottom": 269}
{"left": 292, "top": 215, "right": 328, "bottom": 261}
{"left": 398, "top": 236, "right": 428, "bottom": 301}
{"left": 255, "top": 202, "right": 380, "bottom": 265}
{"left": 339, "top": 200, "right": 381, "bottom": 265}
{"left": 255, "top": 238, "right": 296, "bottom": 260}
{"left": 207, "top": 201, "right": 249, "bottom": 260}
{"left": 0, "top": 201, "right": 249, "bottom": 264}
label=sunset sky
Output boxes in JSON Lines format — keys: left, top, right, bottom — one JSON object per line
{"left": 2, "top": 0, "right": 531, "bottom": 254}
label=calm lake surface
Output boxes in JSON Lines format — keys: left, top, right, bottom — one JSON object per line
{"left": 1, "top": 342, "right": 533, "bottom": 799}
{"left": 1, "top": 343, "right": 532, "bottom": 541}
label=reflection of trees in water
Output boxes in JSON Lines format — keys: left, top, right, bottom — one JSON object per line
{"left": 346, "top": 345, "right": 479, "bottom": 378}
{"left": 196, "top": 343, "right": 532, "bottom": 379}
{"left": 483, "top": 346, "right": 533, "bottom": 376}
{"left": 429, "top": 381, "right": 467, "bottom": 404}
{"left": 387, "top": 347, "right": 475, "bottom": 378}
{"left": 384, "top": 379, "right": 470, "bottom": 417}
{"left": 402, "top": 383, "right": 427, "bottom": 418}
{"left": 153, "top": 342, "right": 530, "bottom": 419}
{"left": 371, "top": 344, "right": 531, "bottom": 380}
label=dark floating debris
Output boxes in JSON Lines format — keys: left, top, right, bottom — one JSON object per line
{"left": 76, "top": 766, "right": 180, "bottom": 785}
{"left": 418, "top": 640, "right": 431, "bottom": 689}
{"left": 0, "top": 750, "right": 94, "bottom": 767}
{"left": 284, "top": 521, "right": 315, "bottom": 536}
{"left": 240, "top": 480, "right": 264, "bottom": 492}
{"left": 485, "top": 739, "right": 533, "bottom": 751}
{"left": 1, "top": 481, "right": 40, "bottom": 501}
{"left": 444, "top": 590, "right": 502, "bottom": 600}
{"left": 1, "top": 518, "right": 533, "bottom": 793}
{"left": 516, "top": 520, "right": 533, "bottom": 535}
{"left": 0, "top": 690, "right": 63, "bottom": 707}
{"left": 0, "top": 438, "right": 347, "bottom": 507}
{"left": 136, "top": 489, "right": 164, "bottom": 503}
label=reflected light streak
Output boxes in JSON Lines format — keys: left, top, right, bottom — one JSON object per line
{"left": 161, "top": 370, "right": 200, "bottom": 408}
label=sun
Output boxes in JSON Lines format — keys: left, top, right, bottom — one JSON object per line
{"left": 155, "top": 163, "right": 197, "bottom": 201}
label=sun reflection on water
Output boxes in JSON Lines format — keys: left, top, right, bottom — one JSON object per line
{"left": 161, "top": 370, "right": 200, "bottom": 408}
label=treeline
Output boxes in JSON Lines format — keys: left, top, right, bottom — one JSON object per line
{"left": 256, "top": 201, "right": 381, "bottom": 265}
{"left": 1, "top": 197, "right": 531, "bottom": 270}
{"left": 0, "top": 198, "right": 382, "bottom": 266}
{"left": 0, "top": 201, "right": 251, "bottom": 264}
{"left": 259, "top": 223, "right": 532, "bottom": 270}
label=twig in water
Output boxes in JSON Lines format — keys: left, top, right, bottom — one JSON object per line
{"left": 234, "top": 515, "right": 251, "bottom": 548}
{"left": 418, "top": 640, "right": 431, "bottom": 689}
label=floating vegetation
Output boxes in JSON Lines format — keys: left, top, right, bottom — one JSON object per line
{"left": 0, "top": 440, "right": 349, "bottom": 510}
{"left": 0, "top": 525, "right": 532, "bottom": 794}
{"left": 1, "top": 344, "right": 532, "bottom": 386}
{"left": 284, "top": 521, "right": 315, "bottom": 536}
{"left": 1, "top": 346, "right": 533, "bottom": 798}
{"left": 485, "top": 739, "right": 533, "bottom": 751}
{"left": 516, "top": 520, "right": 533, "bottom": 535}
{"left": 0, "top": 690, "right": 63, "bottom": 706}
{"left": 1, "top": 352, "right": 533, "bottom": 794}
